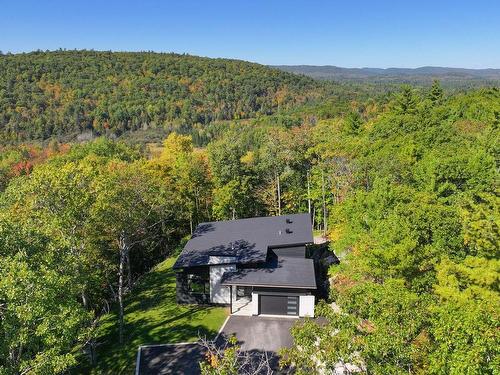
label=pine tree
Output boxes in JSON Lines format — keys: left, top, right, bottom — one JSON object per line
{"left": 429, "top": 80, "right": 444, "bottom": 104}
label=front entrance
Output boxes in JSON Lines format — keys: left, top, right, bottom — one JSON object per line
{"left": 236, "top": 286, "right": 252, "bottom": 300}
{"left": 258, "top": 295, "right": 299, "bottom": 316}
{"left": 230, "top": 286, "right": 253, "bottom": 316}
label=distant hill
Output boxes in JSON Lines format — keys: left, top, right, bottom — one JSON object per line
{"left": 0, "top": 50, "right": 325, "bottom": 144}
{"left": 274, "top": 65, "right": 500, "bottom": 87}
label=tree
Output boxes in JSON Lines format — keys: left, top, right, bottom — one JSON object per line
{"left": 461, "top": 193, "right": 499, "bottom": 258}
{"left": 429, "top": 256, "right": 499, "bottom": 374}
{"left": 282, "top": 86, "right": 499, "bottom": 374}
{"left": 0, "top": 156, "right": 107, "bottom": 311}
{"left": 212, "top": 178, "right": 254, "bottom": 220}
{"left": 0, "top": 50, "right": 322, "bottom": 143}
{"left": 155, "top": 133, "right": 212, "bottom": 232}
{"left": 394, "top": 85, "right": 419, "bottom": 115}
{"left": 343, "top": 110, "right": 363, "bottom": 134}
{"left": 0, "top": 218, "right": 94, "bottom": 375}
{"left": 90, "top": 161, "right": 174, "bottom": 344}
{"left": 429, "top": 80, "right": 444, "bottom": 104}
{"left": 208, "top": 136, "right": 260, "bottom": 219}
{"left": 199, "top": 335, "right": 272, "bottom": 375}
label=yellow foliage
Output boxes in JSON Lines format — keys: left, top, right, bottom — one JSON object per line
{"left": 160, "top": 133, "right": 193, "bottom": 163}
{"left": 207, "top": 352, "right": 218, "bottom": 368}
{"left": 328, "top": 225, "right": 344, "bottom": 242}
{"left": 240, "top": 151, "right": 255, "bottom": 166}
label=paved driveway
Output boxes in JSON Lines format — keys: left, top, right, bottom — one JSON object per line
{"left": 137, "top": 343, "right": 206, "bottom": 375}
{"left": 217, "top": 315, "right": 298, "bottom": 352}
{"left": 137, "top": 317, "right": 303, "bottom": 374}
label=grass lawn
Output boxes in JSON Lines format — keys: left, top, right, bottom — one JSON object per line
{"left": 77, "top": 257, "right": 228, "bottom": 374}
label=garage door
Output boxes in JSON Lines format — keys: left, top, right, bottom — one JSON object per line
{"left": 259, "top": 295, "right": 299, "bottom": 316}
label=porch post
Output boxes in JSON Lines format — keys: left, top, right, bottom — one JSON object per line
{"left": 230, "top": 285, "right": 232, "bottom": 314}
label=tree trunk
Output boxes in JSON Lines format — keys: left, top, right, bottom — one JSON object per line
{"left": 312, "top": 206, "right": 316, "bottom": 230}
{"left": 276, "top": 172, "right": 281, "bottom": 216}
{"left": 322, "top": 170, "right": 327, "bottom": 236}
{"left": 307, "top": 170, "right": 311, "bottom": 215}
{"left": 194, "top": 192, "right": 200, "bottom": 225}
{"left": 89, "top": 341, "right": 96, "bottom": 366}
{"left": 82, "top": 291, "right": 88, "bottom": 309}
{"left": 126, "top": 250, "right": 132, "bottom": 290}
{"left": 118, "top": 231, "right": 128, "bottom": 345}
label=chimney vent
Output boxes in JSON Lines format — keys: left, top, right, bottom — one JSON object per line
{"left": 286, "top": 228, "right": 293, "bottom": 234}
{"left": 286, "top": 218, "right": 293, "bottom": 224}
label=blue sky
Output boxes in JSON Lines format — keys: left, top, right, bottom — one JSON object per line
{"left": 1, "top": 0, "right": 499, "bottom": 68}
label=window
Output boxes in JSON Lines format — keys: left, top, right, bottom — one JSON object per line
{"left": 187, "top": 274, "right": 209, "bottom": 294}
{"left": 236, "top": 286, "right": 252, "bottom": 300}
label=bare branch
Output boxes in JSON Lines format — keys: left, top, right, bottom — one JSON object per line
{"left": 198, "top": 334, "right": 273, "bottom": 375}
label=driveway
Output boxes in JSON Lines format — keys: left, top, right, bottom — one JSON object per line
{"left": 136, "top": 343, "right": 206, "bottom": 375}
{"left": 217, "top": 315, "right": 298, "bottom": 352}
{"left": 136, "top": 316, "right": 303, "bottom": 374}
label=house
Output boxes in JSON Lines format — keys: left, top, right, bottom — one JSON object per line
{"left": 173, "top": 213, "right": 316, "bottom": 317}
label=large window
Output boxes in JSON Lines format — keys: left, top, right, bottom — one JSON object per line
{"left": 187, "top": 274, "right": 209, "bottom": 295}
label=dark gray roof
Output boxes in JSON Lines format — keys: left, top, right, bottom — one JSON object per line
{"left": 221, "top": 257, "right": 316, "bottom": 289}
{"left": 173, "top": 213, "right": 313, "bottom": 269}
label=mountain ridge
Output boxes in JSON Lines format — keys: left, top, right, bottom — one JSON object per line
{"left": 274, "top": 65, "right": 500, "bottom": 82}
{"left": 0, "top": 50, "right": 325, "bottom": 143}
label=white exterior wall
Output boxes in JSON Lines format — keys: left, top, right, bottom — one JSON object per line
{"left": 299, "top": 295, "right": 315, "bottom": 317}
{"left": 208, "top": 256, "right": 236, "bottom": 265}
{"left": 231, "top": 285, "right": 237, "bottom": 302}
{"left": 251, "top": 292, "right": 259, "bottom": 315}
{"left": 209, "top": 256, "right": 236, "bottom": 304}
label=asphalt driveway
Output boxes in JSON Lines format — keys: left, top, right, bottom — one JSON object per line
{"left": 137, "top": 343, "right": 206, "bottom": 375}
{"left": 137, "top": 316, "right": 303, "bottom": 374}
{"left": 217, "top": 315, "right": 298, "bottom": 352}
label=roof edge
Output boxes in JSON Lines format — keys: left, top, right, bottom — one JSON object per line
{"left": 222, "top": 281, "right": 316, "bottom": 289}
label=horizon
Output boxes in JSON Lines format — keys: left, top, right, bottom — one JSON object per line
{"left": 2, "top": 49, "right": 500, "bottom": 71}
{"left": 2, "top": 0, "right": 499, "bottom": 69}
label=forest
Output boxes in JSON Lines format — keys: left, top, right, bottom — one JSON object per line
{"left": 0, "top": 51, "right": 498, "bottom": 374}
{"left": 0, "top": 50, "right": 326, "bottom": 143}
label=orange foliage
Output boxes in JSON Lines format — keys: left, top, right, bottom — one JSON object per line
{"left": 358, "top": 319, "right": 376, "bottom": 333}
{"left": 205, "top": 352, "right": 219, "bottom": 368}
{"left": 6, "top": 143, "right": 70, "bottom": 178}
{"left": 11, "top": 160, "right": 33, "bottom": 176}
{"left": 453, "top": 119, "right": 487, "bottom": 135}
{"left": 189, "top": 79, "right": 204, "bottom": 93}
{"left": 331, "top": 273, "right": 358, "bottom": 294}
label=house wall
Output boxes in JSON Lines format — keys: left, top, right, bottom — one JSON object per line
{"left": 271, "top": 245, "right": 306, "bottom": 258}
{"left": 208, "top": 256, "right": 237, "bottom": 265}
{"left": 209, "top": 258, "right": 236, "bottom": 304}
{"left": 251, "top": 292, "right": 259, "bottom": 315}
{"left": 299, "top": 295, "right": 315, "bottom": 317}
{"left": 176, "top": 267, "right": 210, "bottom": 304}
{"left": 249, "top": 287, "right": 315, "bottom": 317}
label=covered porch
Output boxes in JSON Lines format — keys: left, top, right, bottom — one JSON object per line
{"left": 229, "top": 286, "right": 254, "bottom": 316}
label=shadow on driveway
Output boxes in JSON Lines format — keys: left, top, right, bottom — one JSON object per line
{"left": 137, "top": 316, "right": 318, "bottom": 374}
{"left": 215, "top": 315, "right": 302, "bottom": 374}
{"left": 216, "top": 315, "right": 297, "bottom": 352}
{"left": 137, "top": 343, "right": 205, "bottom": 375}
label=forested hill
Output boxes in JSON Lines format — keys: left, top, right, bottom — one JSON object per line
{"left": 0, "top": 50, "right": 324, "bottom": 143}
{"left": 1, "top": 81, "right": 498, "bottom": 374}
{"left": 275, "top": 64, "right": 500, "bottom": 87}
